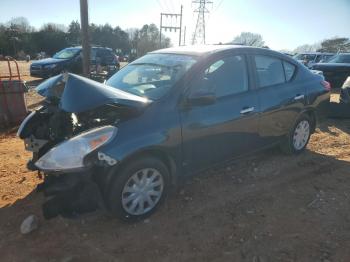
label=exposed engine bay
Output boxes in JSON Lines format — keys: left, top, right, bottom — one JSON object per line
{"left": 18, "top": 73, "right": 149, "bottom": 219}
{"left": 20, "top": 101, "right": 134, "bottom": 161}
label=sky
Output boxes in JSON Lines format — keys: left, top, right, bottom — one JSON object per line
{"left": 0, "top": 0, "right": 349, "bottom": 51}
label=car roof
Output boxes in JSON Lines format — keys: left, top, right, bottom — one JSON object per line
{"left": 150, "top": 44, "right": 260, "bottom": 56}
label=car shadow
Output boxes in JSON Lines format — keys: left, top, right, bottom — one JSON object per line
{"left": 1, "top": 144, "right": 350, "bottom": 261}
{"left": 319, "top": 116, "right": 350, "bottom": 135}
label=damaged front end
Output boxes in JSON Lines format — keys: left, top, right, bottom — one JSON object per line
{"left": 18, "top": 73, "right": 149, "bottom": 219}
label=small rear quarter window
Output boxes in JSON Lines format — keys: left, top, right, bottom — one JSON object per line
{"left": 283, "top": 61, "right": 296, "bottom": 81}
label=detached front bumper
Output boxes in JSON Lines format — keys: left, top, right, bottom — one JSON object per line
{"left": 38, "top": 168, "right": 107, "bottom": 219}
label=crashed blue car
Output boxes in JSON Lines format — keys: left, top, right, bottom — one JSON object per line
{"left": 18, "top": 45, "right": 330, "bottom": 221}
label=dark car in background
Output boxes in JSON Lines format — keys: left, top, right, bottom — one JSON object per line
{"left": 19, "top": 45, "right": 330, "bottom": 221}
{"left": 293, "top": 52, "right": 334, "bottom": 68}
{"left": 30, "top": 46, "right": 120, "bottom": 79}
{"left": 311, "top": 53, "right": 350, "bottom": 88}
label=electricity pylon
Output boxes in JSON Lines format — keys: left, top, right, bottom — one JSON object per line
{"left": 192, "top": 0, "right": 212, "bottom": 45}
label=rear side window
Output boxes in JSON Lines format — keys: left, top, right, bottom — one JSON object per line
{"left": 90, "top": 49, "right": 97, "bottom": 60}
{"left": 203, "top": 55, "right": 248, "bottom": 97}
{"left": 254, "top": 55, "right": 285, "bottom": 88}
{"left": 283, "top": 61, "right": 296, "bottom": 81}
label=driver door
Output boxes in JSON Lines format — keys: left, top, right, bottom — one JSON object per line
{"left": 180, "top": 53, "right": 260, "bottom": 173}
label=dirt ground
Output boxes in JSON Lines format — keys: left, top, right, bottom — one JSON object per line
{"left": 1, "top": 62, "right": 350, "bottom": 261}
{"left": 1, "top": 115, "right": 350, "bottom": 262}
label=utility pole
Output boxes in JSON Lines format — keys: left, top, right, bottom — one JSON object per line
{"left": 179, "top": 5, "right": 183, "bottom": 46}
{"left": 192, "top": 0, "right": 212, "bottom": 45}
{"left": 159, "top": 14, "right": 162, "bottom": 49}
{"left": 159, "top": 5, "right": 183, "bottom": 48}
{"left": 80, "top": 0, "right": 90, "bottom": 77}
{"left": 183, "top": 26, "right": 186, "bottom": 46}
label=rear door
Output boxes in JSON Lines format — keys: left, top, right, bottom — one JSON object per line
{"left": 252, "top": 54, "right": 306, "bottom": 145}
{"left": 181, "top": 52, "right": 261, "bottom": 173}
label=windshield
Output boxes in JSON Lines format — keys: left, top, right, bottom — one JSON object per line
{"left": 106, "top": 53, "right": 198, "bottom": 100}
{"left": 294, "top": 54, "right": 316, "bottom": 61}
{"left": 328, "top": 54, "right": 350, "bottom": 63}
{"left": 53, "top": 48, "right": 80, "bottom": 59}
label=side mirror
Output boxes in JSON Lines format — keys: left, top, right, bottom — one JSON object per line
{"left": 187, "top": 91, "right": 216, "bottom": 107}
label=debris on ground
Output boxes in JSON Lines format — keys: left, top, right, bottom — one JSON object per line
{"left": 20, "top": 214, "right": 39, "bottom": 234}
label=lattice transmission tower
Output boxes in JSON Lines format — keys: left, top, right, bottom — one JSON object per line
{"left": 191, "top": 0, "right": 212, "bottom": 45}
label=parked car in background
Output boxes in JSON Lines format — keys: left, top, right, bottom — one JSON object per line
{"left": 328, "top": 76, "right": 350, "bottom": 118}
{"left": 19, "top": 45, "right": 330, "bottom": 221}
{"left": 294, "top": 52, "right": 334, "bottom": 68}
{"left": 340, "top": 76, "right": 350, "bottom": 104}
{"left": 30, "top": 46, "right": 120, "bottom": 79}
{"left": 311, "top": 53, "right": 350, "bottom": 88}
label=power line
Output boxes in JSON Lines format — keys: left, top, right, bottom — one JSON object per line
{"left": 192, "top": 0, "right": 212, "bottom": 45}
{"left": 213, "top": 0, "right": 224, "bottom": 13}
{"left": 163, "top": 0, "right": 172, "bottom": 12}
{"left": 168, "top": 0, "right": 175, "bottom": 13}
{"left": 156, "top": 0, "right": 164, "bottom": 10}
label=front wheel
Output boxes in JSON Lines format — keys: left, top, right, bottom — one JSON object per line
{"left": 106, "top": 157, "right": 170, "bottom": 221}
{"left": 281, "top": 115, "right": 312, "bottom": 154}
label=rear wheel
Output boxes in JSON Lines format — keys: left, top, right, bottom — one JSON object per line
{"left": 281, "top": 114, "right": 311, "bottom": 154}
{"left": 107, "top": 157, "right": 170, "bottom": 221}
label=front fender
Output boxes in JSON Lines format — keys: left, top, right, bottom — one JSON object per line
{"left": 98, "top": 129, "right": 182, "bottom": 195}
{"left": 101, "top": 132, "right": 170, "bottom": 162}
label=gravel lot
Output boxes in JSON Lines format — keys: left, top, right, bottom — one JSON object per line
{"left": 1, "top": 61, "right": 350, "bottom": 262}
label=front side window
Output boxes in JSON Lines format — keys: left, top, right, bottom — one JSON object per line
{"left": 294, "top": 54, "right": 316, "bottom": 61}
{"left": 315, "top": 55, "right": 323, "bottom": 63}
{"left": 322, "top": 55, "right": 334, "bottom": 62}
{"left": 106, "top": 53, "right": 197, "bottom": 100}
{"left": 195, "top": 55, "right": 248, "bottom": 97}
{"left": 255, "top": 55, "right": 285, "bottom": 88}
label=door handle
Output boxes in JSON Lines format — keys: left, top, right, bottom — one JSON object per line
{"left": 294, "top": 94, "right": 305, "bottom": 100}
{"left": 240, "top": 107, "right": 255, "bottom": 114}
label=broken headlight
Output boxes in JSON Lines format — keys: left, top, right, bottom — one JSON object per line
{"left": 35, "top": 125, "right": 117, "bottom": 172}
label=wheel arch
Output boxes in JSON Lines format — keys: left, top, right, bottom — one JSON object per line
{"left": 103, "top": 147, "right": 179, "bottom": 195}
{"left": 301, "top": 108, "right": 317, "bottom": 133}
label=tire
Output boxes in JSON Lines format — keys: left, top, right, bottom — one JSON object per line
{"left": 281, "top": 114, "right": 312, "bottom": 155}
{"left": 107, "top": 156, "right": 170, "bottom": 222}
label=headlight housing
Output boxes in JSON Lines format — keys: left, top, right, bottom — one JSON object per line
{"left": 35, "top": 126, "right": 117, "bottom": 172}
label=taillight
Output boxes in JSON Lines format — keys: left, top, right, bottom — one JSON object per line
{"left": 321, "top": 80, "right": 331, "bottom": 91}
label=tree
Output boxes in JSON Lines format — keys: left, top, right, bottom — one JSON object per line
{"left": 67, "top": 20, "right": 81, "bottom": 45}
{"left": 232, "top": 32, "right": 265, "bottom": 47}
{"left": 32, "top": 24, "right": 68, "bottom": 56}
{"left": 0, "top": 17, "right": 171, "bottom": 59}
{"left": 293, "top": 43, "right": 320, "bottom": 54}
{"left": 6, "top": 17, "right": 33, "bottom": 33}
{"left": 317, "top": 37, "right": 350, "bottom": 53}
{"left": 89, "top": 23, "right": 130, "bottom": 53}
{"left": 132, "top": 24, "right": 170, "bottom": 57}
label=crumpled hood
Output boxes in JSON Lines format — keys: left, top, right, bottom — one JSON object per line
{"left": 36, "top": 73, "right": 150, "bottom": 113}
